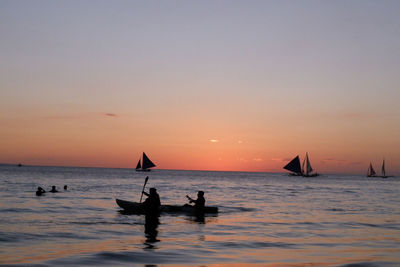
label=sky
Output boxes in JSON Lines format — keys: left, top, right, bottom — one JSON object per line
{"left": 1, "top": 0, "right": 399, "bottom": 174}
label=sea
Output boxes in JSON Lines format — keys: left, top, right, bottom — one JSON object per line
{"left": 0, "top": 164, "right": 399, "bottom": 267}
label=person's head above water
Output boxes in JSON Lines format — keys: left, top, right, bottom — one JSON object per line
{"left": 64, "top": 185, "right": 67, "bottom": 190}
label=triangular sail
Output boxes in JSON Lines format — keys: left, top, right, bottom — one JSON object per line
{"left": 381, "top": 159, "right": 386, "bottom": 177}
{"left": 142, "top": 152, "right": 156, "bottom": 170}
{"left": 305, "top": 152, "right": 313, "bottom": 175}
{"left": 135, "top": 159, "right": 141, "bottom": 170}
{"left": 283, "top": 156, "right": 302, "bottom": 174}
{"left": 367, "top": 163, "right": 376, "bottom": 176}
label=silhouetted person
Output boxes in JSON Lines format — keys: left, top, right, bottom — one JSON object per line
{"left": 142, "top": 188, "right": 161, "bottom": 215}
{"left": 64, "top": 185, "right": 68, "bottom": 190}
{"left": 49, "top": 186, "right": 58, "bottom": 193}
{"left": 186, "top": 191, "right": 205, "bottom": 210}
{"left": 36, "top": 187, "right": 46, "bottom": 196}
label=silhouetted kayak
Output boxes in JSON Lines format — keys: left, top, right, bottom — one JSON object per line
{"left": 116, "top": 198, "right": 218, "bottom": 214}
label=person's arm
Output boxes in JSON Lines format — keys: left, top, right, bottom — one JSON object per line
{"left": 142, "top": 191, "right": 149, "bottom": 197}
{"left": 186, "top": 195, "right": 194, "bottom": 203}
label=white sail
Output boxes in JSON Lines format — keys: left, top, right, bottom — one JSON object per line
{"left": 305, "top": 152, "right": 313, "bottom": 175}
{"left": 301, "top": 152, "right": 318, "bottom": 177}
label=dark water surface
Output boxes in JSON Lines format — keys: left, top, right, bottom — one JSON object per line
{"left": 0, "top": 165, "right": 399, "bottom": 266}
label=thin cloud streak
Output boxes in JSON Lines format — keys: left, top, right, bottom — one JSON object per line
{"left": 43, "top": 112, "right": 119, "bottom": 120}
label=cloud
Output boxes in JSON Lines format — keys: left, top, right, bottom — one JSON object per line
{"left": 253, "top": 158, "right": 263, "bottom": 162}
{"left": 271, "top": 157, "right": 292, "bottom": 162}
{"left": 44, "top": 112, "right": 119, "bottom": 120}
{"left": 321, "top": 158, "right": 362, "bottom": 165}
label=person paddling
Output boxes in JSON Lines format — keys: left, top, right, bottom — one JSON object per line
{"left": 186, "top": 191, "right": 205, "bottom": 210}
{"left": 36, "top": 187, "right": 46, "bottom": 196}
{"left": 142, "top": 188, "right": 161, "bottom": 215}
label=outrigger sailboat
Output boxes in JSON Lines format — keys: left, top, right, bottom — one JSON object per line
{"left": 283, "top": 153, "right": 319, "bottom": 177}
{"left": 135, "top": 152, "right": 156, "bottom": 172}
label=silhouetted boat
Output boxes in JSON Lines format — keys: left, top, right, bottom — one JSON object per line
{"left": 283, "top": 153, "right": 319, "bottom": 177}
{"left": 136, "top": 152, "right": 156, "bottom": 172}
{"left": 116, "top": 199, "right": 218, "bottom": 214}
{"left": 367, "top": 159, "right": 392, "bottom": 178}
{"left": 367, "top": 162, "right": 376, "bottom": 177}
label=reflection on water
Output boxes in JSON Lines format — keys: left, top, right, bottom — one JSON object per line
{"left": 144, "top": 214, "right": 160, "bottom": 249}
{"left": 0, "top": 166, "right": 400, "bottom": 266}
{"left": 191, "top": 214, "right": 205, "bottom": 224}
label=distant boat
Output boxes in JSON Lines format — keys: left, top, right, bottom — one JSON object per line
{"left": 367, "top": 159, "right": 392, "bottom": 178}
{"left": 135, "top": 152, "right": 156, "bottom": 172}
{"left": 283, "top": 153, "right": 319, "bottom": 177}
{"left": 367, "top": 162, "right": 376, "bottom": 177}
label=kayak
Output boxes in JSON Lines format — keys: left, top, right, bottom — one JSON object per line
{"left": 116, "top": 198, "right": 218, "bottom": 214}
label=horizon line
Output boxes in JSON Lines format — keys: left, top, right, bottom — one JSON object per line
{"left": 0, "top": 162, "right": 386, "bottom": 176}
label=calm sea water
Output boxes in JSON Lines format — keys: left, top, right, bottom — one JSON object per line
{"left": 0, "top": 164, "right": 399, "bottom": 266}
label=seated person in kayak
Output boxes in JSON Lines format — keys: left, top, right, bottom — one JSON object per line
{"left": 186, "top": 191, "right": 205, "bottom": 209}
{"left": 142, "top": 188, "right": 161, "bottom": 214}
{"left": 36, "top": 187, "right": 46, "bottom": 196}
{"left": 49, "top": 186, "right": 58, "bottom": 193}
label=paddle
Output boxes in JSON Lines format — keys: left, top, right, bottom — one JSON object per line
{"left": 139, "top": 176, "right": 149, "bottom": 203}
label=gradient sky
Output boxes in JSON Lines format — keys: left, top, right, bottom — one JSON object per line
{"left": 1, "top": 0, "right": 399, "bottom": 174}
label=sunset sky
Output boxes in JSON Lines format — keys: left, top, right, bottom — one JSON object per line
{"left": 1, "top": 1, "right": 399, "bottom": 174}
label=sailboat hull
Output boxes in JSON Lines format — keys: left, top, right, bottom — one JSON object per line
{"left": 288, "top": 173, "right": 303, "bottom": 176}
{"left": 302, "top": 173, "right": 319, "bottom": 177}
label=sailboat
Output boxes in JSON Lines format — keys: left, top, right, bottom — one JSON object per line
{"left": 283, "top": 153, "right": 319, "bottom": 177}
{"left": 367, "top": 162, "right": 376, "bottom": 177}
{"left": 135, "top": 152, "right": 156, "bottom": 172}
